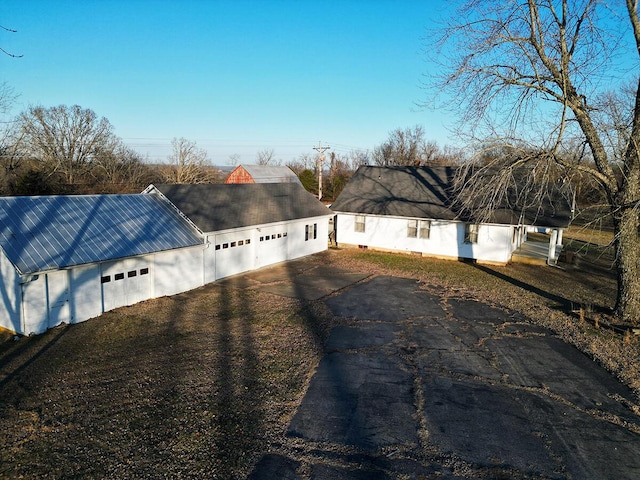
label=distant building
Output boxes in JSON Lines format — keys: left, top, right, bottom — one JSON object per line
{"left": 225, "top": 164, "right": 302, "bottom": 185}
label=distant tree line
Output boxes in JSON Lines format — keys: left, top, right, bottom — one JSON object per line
{"left": 0, "top": 101, "right": 223, "bottom": 195}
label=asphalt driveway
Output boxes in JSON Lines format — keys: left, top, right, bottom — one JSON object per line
{"left": 246, "top": 272, "right": 640, "bottom": 479}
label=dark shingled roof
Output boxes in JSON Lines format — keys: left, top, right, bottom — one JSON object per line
{"left": 0, "top": 194, "right": 203, "bottom": 275}
{"left": 330, "top": 166, "right": 572, "bottom": 228}
{"left": 154, "top": 183, "right": 333, "bottom": 232}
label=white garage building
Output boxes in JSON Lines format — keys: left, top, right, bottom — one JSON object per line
{"left": 0, "top": 183, "right": 333, "bottom": 336}
{"left": 0, "top": 194, "right": 204, "bottom": 336}
{"left": 147, "top": 183, "right": 333, "bottom": 281}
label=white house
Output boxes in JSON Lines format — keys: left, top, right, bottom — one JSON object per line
{"left": 0, "top": 194, "right": 205, "bottom": 336}
{"left": 330, "top": 166, "right": 572, "bottom": 265}
{"left": 146, "top": 182, "right": 333, "bottom": 281}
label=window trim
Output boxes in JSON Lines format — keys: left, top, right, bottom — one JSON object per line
{"left": 419, "top": 220, "right": 431, "bottom": 239}
{"left": 407, "top": 219, "right": 418, "bottom": 238}
{"left": 464, "top": 223, "right": 479, "bottom": 244}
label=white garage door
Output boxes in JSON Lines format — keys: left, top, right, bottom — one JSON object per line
{"left": 101, "top": 258, "right": 152, "bottom": 311}
{"left": 255, "top": 225, "right": 289, "bottom": 269}
{"left": 214, "top": 231, "right": 254, "bottom": 279}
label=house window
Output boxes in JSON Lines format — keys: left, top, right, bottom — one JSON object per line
{"left": 114, "top": 273, "right": 125, "bottom": 281}
{"left": 407, "top": 219, "right": 418, "bottom": 238}
{"left": 465, "top": 224, "right": 479, "bottom": 244}
{"left": 223, "top": 243, "right": 229, "bottom": 249}
{"left": 283, "top": 232, "right": 287, "bottom": 237}
{"left": 419, "top": 220, "right": 431, "bottom": 239}
{"left": 140, "top": 268, "right": 149, "bottom": 275}
{"left": 215, "top": 244, "right": 221, "bottom": 250}
{"left": 355, "top": 215, "right": 366, "bottom": 233}
{"left": 313, "top": 223, "right": 317, "bottom": 239}
{"left": 128, "top": 270, "right": 137, "bottom": 278}
{"left": 230, "top": 241, "right": 236, "bottom": 247}
{"left": 101, "top": 275, "right": 111, "bottom": 283}
{"left": 246, "top": 239, "right": 251, "bottom": 244}
{"left": 238, "top": 240, "right": 244, "bottom": 246}
{"left": 305, "top": 224, "right": 309, "bottom": 241}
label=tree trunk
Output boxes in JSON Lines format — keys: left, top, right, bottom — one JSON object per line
{"left": 613, "top": 206, "right": 640, "bottom": 325}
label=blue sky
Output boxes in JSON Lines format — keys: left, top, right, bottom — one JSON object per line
{"left": 0, "top": 0, "right": 455, "bottom": 165}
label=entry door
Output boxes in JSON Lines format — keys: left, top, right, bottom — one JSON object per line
{"left": 47, "top": 270, "right": 70, "bottom": 328}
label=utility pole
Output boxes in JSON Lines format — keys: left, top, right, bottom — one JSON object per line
{"left": 313, "top": 142, "right": 331, "bottom": 200}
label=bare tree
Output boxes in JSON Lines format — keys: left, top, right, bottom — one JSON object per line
{"left": 93, "top": 142, "right": 154, "bottom": 193}
{"left": 256, "top": 148, "right": 279, "bottom": 165}
{"left": 286, "top": 152, "right": 315, "bottom": 175}
{"left": 162, "top": 137, "right": 212, "bottom": 184}
{"left": 228, "top": 153, "right": 240, "bottom": 166}
{"left": 432, "top": 0, "right": 640, "bottom": 324}
{"left": 18, "top": 105, "right": 117, "bottom": 188}
{"left": 372, "top": 126, "right": 457, "bottom": 166}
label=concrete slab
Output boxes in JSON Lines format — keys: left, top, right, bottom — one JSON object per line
{"left": 446, "top": 298, "right": 514, "bottom": 325}
{"left": 422, "top": 376, "right": 558, "bottom": 477}
{"left": 253, "top": 267, "right": 370, "bottom": 300}
{"left": 326, "top": 276, "right": 445, "bottom": 321}
{"left": 261, "top": 274, "right": 640, "bottom": 478}
{"left": 488, "top": 335, "right": 637, "bottom": 417}
{"left": 540, "top": 403, "right": 640, "bottom": 480}
{"left": 325, "top": 323, "right": 400, "bottom": 351}
{"left": 419, "top": 349, "right": 501, "bottom": 380}
{"left": 287, "top": 352, "right": 419, "bottom": 450}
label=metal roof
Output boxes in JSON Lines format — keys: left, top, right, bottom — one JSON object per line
{"left": 330, "top": 166, "right": 572, "bottom": 228}
{"left": 153, "top": 183, "right": 332, "bottom": 232}
{"left": 0, "top": 194, "right": 203, "bottom": 275}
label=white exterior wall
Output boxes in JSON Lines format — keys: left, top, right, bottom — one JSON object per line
{"left": 4, "top": 215, "right": 331, "bottom": 336}
{"left": 153, "top": 246, "right": 205, "bottom": 297}
{"left": 208, "top": 216, "right": 330, "bottom": 279}
{"left": 335, "top": 213, "right": 515, "bottom": 264}
{"left": 287, "top": 217, "right": 330, "bottom": 260}
{"left": 0, "top": 251, "right": 21, "bottom": 333}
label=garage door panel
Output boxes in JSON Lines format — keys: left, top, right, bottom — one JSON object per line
{"left": 214, "top": 231, "right": 254, "bottom": 279}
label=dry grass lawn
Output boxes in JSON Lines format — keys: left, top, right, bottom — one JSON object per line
{"left": 1, "top": 236, "right": 638, "bottom": 478}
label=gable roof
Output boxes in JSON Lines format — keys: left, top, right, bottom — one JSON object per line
{"left": 330, "top": 166, "right": 572, "bottom": 228}
{"left": 0, "top": 194, "right": 203, "bottom": 275}
{"left": 225, "top": 164, "right": 302, "bottom": 185}
{"left": 152, "top": 183, "right": 333, "bottom": 232}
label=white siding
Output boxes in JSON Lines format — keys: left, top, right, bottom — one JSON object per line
{"left": 287, "top": 217, "right": 330, "bottom": 261}
{"left": 21, "top": 275, "right": 48, "bottom": 335}
{"left": 153, "top": 247, "right": 204, "bottom": 297}
{"left": 0, "top": 252, "right": 20, "bottom": 334}
{"left": 46, "top": 270, "right": 70, "bottom": 328}
{"left": 69, "top": 264, "right": 102, "bottom": 324}
{"left": 335, "top": 213, "right": 515, "bottom": 264}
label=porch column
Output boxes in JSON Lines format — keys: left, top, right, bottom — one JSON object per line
{"left": 547, "top": 229, "right": 559, "bottom": 264}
